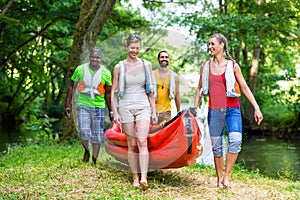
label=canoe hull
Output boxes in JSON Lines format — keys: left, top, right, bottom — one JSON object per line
{"left": 105, "top": 108, "right": 202, "bottom": 169}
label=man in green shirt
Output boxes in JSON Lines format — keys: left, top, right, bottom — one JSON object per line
{"left": 64, "top": 48, "right": 112, "bottom": 165}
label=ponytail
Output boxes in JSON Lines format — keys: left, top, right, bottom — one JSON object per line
{"left": 225, "top": 47, "right": 234, "bottom": 61}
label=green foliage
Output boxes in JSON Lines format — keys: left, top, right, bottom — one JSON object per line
{"left": 169, "top": 0, "right": 300, "bottom": 131}
{"left": 16, "top": 95, "right": 61, "bottom": 145}
{"left": 232, "top": 163, "right": 262, "bottom": 179}
{"left": 0, "top": 0, "right": 79, "bottom": 125}
{"left": 0, "top": 0, "right": 154, "bottom": 140}
{"left": 0, "top": 0, "right": 299, "bottom": 136}
{"left": 25, "top": 116, "right": 60, "bottom": 145}
{"left": 100, "top": 1, "right": 154, "bottom": 41}
{"left": 262, "top": 103, "right": 297, "bottom": 133}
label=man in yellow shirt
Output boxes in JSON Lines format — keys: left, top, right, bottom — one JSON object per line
{"left": 152, "top": 50, "right": 180, "bottom": 125}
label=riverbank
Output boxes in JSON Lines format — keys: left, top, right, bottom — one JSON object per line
{"left": 1, "top": 142, "right": 299, "bottom": 199}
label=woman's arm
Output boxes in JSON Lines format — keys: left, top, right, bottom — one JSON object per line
{"left": 111, "top": 64, "right": 121, "bottom": 123}
{"left": 234, "top": 63, "right": 263, "bottom": 125}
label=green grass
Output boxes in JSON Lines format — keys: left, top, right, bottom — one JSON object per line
{"left": 1, "top": 141, "right": 300, "bottom": 199}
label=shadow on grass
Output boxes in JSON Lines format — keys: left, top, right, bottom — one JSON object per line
{"left": 103, "top": 159, "right": 196, "bottom": 187}
{"left": 147, "top": 169, "right": 195, "bottom": 187}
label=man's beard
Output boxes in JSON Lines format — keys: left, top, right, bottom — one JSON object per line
{"left": 159, "top": 61, "right": 168, "bottom": 68}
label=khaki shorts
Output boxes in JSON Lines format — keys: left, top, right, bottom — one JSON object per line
{"left": 119, "top": 106, "right": 151, "bottom": 123}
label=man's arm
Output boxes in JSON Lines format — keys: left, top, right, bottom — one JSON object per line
{"left": 174, "top": 73, "right": 180, "bottom": 112}
{"left": 104, "top": 84, "right": 113, "bottom": 122}
{"left": 64, "top": 80, "right": 75, "bottom": 119}
{"left": 148, "top": 62, "right": 157, "bottom": 124}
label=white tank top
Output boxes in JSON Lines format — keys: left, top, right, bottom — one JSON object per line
{"left": 119, "top": 65, "right": 150, "bottom": 109}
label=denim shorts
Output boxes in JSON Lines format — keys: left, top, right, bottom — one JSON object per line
{"left": 77, "top": 106, "right": 105, "bottom": 144}
{"left": 208, "top": 107, "right": 242, "bottom": 157}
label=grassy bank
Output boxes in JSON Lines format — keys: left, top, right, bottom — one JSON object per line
{"left": 0, "top": 141, "right": 299, "bottom": 199}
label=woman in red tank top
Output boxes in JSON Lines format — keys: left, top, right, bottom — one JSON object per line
{"left": 194, "top": 33, "right": 263, "bottom": 189}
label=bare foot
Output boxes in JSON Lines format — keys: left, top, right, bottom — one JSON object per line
{"left": 217, "top": 177, "right": 223, "bottom": 189}
{"left": 217, "top": 179, "right": 225, "bottom": 189}
{"left": 133, "top": 176, "right": 140, "bottom": 187}
{"left": 133, "top": 179, "right": 140, "bottom": 187}
{"left": 218, "top": 183, "right": 224, "bottom": 189}
{"left": 222, "top": 176, "right": 231, "bottom": 189}
{"left": 133, "top": 182, "right": 140, "bottom": 187}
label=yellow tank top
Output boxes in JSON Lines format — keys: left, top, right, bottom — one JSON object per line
{"left": 154, "top": 71, "right": 171, "bottom": 113}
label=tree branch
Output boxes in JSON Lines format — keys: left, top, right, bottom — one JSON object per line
{"left": 1, "top": 0, "right": 14, "bottom": 15}
{"left": 4, "top": 20, "right": 57, "bottom": 65}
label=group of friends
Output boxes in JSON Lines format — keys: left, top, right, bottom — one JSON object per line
{"left": 64, "top": 33, "right": 263, "bottom": 190}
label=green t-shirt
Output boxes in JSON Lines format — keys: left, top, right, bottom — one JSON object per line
{"left": 71, "top": 63, "right": 112, "bottom": 108}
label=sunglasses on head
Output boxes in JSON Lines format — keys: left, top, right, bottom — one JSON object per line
{"left": 128, "top": 34, "right": 141, "bottom": 40}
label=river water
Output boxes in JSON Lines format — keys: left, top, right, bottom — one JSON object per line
{"left": 196, "top": 118, "right": 300, "bottom": 181}
{"left": 1, "top": 123, "right": 299, "bottom": 181}
{"left": 237, "top": 134, "right": 300, "bottom": 180}
{"left": 0, "top": 124, "right": 35, "bottom": 152}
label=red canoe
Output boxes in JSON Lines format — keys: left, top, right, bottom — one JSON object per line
{"left": 105, "top": 108, "right": 202, "bottom": 169}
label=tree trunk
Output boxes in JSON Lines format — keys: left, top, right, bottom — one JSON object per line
{"left": 62, "top": 0, "right": 117, "bottom": 138}
{"left": 244, "top": 0, "right": 264, "bottom": 126}
{"left": 69, "top": 0, "right": 117, "bottom": 71}
{"left": 234, "top": 0, "right": 243, "bottom": 62}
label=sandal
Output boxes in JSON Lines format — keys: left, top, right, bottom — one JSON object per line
{"left": 139, "top": 181, "right": 148, "bottom": 190}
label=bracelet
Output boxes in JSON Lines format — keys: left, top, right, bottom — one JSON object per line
{"left": 109, "top": 111, "right": 113, "bottom": 115}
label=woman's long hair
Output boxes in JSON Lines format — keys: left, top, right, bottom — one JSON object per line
{"left": 210, "top": 33, "right": 233, "bottom": 61}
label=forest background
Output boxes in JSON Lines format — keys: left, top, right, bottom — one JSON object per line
{"left": 0, "top": 0, "right": 299, "bottom": 142}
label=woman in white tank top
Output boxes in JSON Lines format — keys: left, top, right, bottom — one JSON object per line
{"left": 111, "top": 34, "right": 157, "bottom": 190}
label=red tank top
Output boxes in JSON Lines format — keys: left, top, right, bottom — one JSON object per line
{"left": 208, "top": 71, "right": 240, "bottom": 109}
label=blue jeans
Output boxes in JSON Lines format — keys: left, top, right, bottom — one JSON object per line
{"left": 208, "top": 107, "right": 242, "bottom": 157}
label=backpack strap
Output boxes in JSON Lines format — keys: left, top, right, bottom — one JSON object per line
{"left": 200, "top": 60, "right": 210, "bottom": 96}
{"left": 143, "top": 59, "right": 153, "bottom": 94}
{"left": 118, "top": 61, "right": 126, "bottom": 97}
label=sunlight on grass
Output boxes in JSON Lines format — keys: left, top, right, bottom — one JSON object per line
{"left": 1, "top": 142, "right": 300, "bottom": 199}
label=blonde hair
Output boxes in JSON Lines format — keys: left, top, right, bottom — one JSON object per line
{"left": 210, "top": 33, "right": 233, "bottom": 61}
{"left": 125, "top": 34, "right": 142, "bottom": 47}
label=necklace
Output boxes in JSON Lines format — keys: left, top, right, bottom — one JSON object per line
{"left": 158, "top": 69, "right": 169, "bottom": 89}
